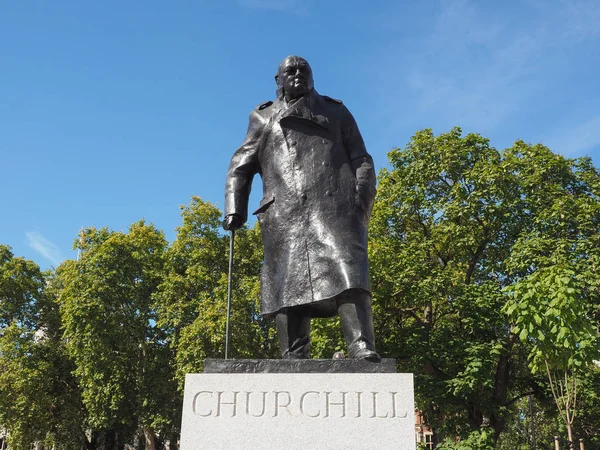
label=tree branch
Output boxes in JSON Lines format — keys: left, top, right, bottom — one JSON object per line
{"left": 503, "top": 390, "right": 537, "bottom": 407}
{"left": 438, "top": 175, "right": 452, "bottom": 189}
{"left": 546, "top": 360, "right": 568, "bottom": 424}
{"left": 388, "top": 304, "right": 430, "bottom": 327}
{"left": 570, "top": 353, "right": 577, "bottom": 426}
{"left": 465, "top": 238, "right": 489, "bottom": 284}
{"left": 494, "top": 332, "right": 518, "bottom": 404}
{"left": 423, "top": 360, "right": 447, "bottom": 378}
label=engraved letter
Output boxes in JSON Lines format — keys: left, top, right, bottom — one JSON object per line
{"left": 356, "top": 391, "right": 363, "bottom": 418}
{"left": 371, "top": 392, "right": 391, "bottom": 418}
{"left": 215, "top": 391, "right": 239, "bottom": 417}
{"left": 390, "top": 392, "right": 408, "bottom": 418}
{"left": 273, "top": 391, "right": 292, "bottom": 417}
{"left": 192, "top": 391, "right": 213, "bottom": 417}
{"left": 324, "top": 391, "right": 347, "bottom": 418}
{"left": 245, "top": 391, "right": 267, "bottom": 417}
{"left": 300, "top": 391, "right": 320, "bottom": 418}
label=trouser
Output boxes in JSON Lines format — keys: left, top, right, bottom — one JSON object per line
{"left": 275, "top": 289, "right": 376, "bottom": 359}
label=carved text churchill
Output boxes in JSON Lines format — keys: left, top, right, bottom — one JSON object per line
{"left": 192, "top": 390, "right": 408, "bottom": 419}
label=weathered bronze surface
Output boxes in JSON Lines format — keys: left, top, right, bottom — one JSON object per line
{"left": 203, "top": 359, "right": 396, "bottom": 373}
{"left": 224, "top": 56, "right": 379, "bottom": 361}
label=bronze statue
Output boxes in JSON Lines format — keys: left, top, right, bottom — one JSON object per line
{"left": 224, "top": 56, "right": 379, "bottom": 362}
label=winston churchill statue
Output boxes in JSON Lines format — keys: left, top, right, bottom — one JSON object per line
{"left": 224, "top": 56, "right": 380, "bottom": 362}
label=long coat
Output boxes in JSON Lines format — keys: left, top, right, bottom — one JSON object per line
{"left": 225, "top": 89, "right": 376, "bottom": 318}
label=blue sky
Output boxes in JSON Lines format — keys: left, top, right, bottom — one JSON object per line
{"left": 1, "top": 0, "right": 599, "bottom": 269}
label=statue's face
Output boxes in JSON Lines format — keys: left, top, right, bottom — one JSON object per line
{"left": 279, "top": 57, "right": 312, "bottom": 100}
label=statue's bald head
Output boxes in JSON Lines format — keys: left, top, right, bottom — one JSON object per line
{"left": 275, "top": 55, "right": 314, "bottom": 101}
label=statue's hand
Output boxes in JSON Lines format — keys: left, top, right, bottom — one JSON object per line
{"left": 223, "top": 214, "right": 243, "bottom": 231}
{"left": 355, "top": 182, "right": 376, "bottom": 216}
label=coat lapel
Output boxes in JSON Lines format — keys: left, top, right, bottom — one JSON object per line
{"left": 278, "top": 91, "right": 330, "bottom": 130}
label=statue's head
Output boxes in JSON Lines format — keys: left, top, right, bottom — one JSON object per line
{"left": 275, "top": 55, "right": 314, "bottom": 101}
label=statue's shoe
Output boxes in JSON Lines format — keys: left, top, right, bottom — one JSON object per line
{"left": 352, "top": 348, "right": 381, "bottom": 362}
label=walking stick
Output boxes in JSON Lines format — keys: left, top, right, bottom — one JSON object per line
{"left": 225, "top": 229, "right": 235, "bottom": 359}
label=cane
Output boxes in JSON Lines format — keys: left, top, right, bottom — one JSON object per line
{"left": 225, "top": 229, "right": 235, "bottom": 359}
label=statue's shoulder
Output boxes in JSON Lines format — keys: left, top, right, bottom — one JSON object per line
{"left": 250, "top": 101, "right": 276, "bottom": 123}
{"left": 322, "top": 95, "right": 343, "bottom": 104}
{"left": 256, "top": 100, "right": 274, "bottom": 111}
{"left": 247, "top": 100, "right": 276, "bottom": 130}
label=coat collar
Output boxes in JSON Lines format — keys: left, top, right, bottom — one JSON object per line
{"left": 276, "top": 90, "right": 330, "bottom": 130}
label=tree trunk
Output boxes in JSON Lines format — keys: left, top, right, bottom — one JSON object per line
{"left": 144, "top": 427, "right": 158, "bottom": 450}
{"left": 84, "top": 430, "right": 99, "bottom": 450}
{"left": 103, "top": 430, "right": 117, "bottom": 450}
{"left": 567, "top": 424, "right": 574, "bottom": 450}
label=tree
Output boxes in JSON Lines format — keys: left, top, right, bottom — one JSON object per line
{"left": 0, "top": 246, "right": 84, "bottom": 449}
{"left": 59, "top": 221, "right": 176, "bottom": 450}
{"left": 504, "top": 265, "right": 598, "bottom": 448}
{"left": 496, "top": 396, "right": 555, "bottom": 450}
{"left": 498, "top": 373, "right": 600, "bottom": 450}
{"left": 0, "top": 245, "right": 48, "bottom": 449}
{"left": 370, "top": 128, "right": 524, "bottom": 440}
{"left": 435, "top": 429, "right": 495, "bottom": 450}
{"left": 0, "top": 245, "right": 44, "bottom": 331}
{"left": 368, "top": 127, "right": 600, "bottom": 442}
{"left": 43, "top": 265, "right": 91, "bottom": 450}
{"left": 502, "top": 142, "right": 600, "bottom": 449}
{"left": 155, "top": 197, "right": 278, "bottom": 389}
{"left": 572, "top": 365, "right": 600, "bottom": 446}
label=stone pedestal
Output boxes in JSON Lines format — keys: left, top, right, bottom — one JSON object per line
{"left": 180, "top": 359, "right": 416, "bottom": 450}
{"left": 203, "top": 357, "right": 397, "bottom": 373}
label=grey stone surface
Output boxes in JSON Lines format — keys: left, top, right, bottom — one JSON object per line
{"left": 203, "top": 358, "right": 396, "bottom": 373}
{"left": 181, "top": 371, "right": 416, "bottom": 450}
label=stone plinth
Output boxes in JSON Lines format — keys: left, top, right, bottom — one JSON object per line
{"left": 203, "top": 357, "right": 397, "bottom": 373}
{"left": 180, "top": 359, "right": 416, "bottom": 450}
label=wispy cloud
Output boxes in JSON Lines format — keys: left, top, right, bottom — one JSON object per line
{"left": 238, "top": 0, "right": 311, "bottom": 14}
{"left": 545, "top": 115, "right": 600, "bottom": 156}
{"left": 25, "top": 231, "right": 63, "bottom": 266}
{"left": 559, "top": 0, "right": 600, "bottom": 41}
{"left": 371, "top": 0, "right": 600, "bottom": 138}
{"left": 404, "top": 1, "right": 548, "bottom": 130}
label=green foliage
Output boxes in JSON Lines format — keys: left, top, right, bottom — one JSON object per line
{"left": 2, "top": 126, "right": 600, "bottom": 448}
{"left": 0, "top": 247, "right": 84, "bottom": 449}
{"left": 435, "top": 429, "right": 496, "bottom": 450}
{"left": 370, "top": 128, "right": 523, "bottom": 438}
{"left": 573, "top": 365, "right": 600, "bottom": 446}
{"left": 496, "top": 397, "right": 547, "bottom": 450}
{"left": 0, "top": 244, "right": 45, "bottom": 329}
{"left": 0, "top": 246, "right": 47, "bottom": 448}
{"left": 59, "top": 221, "right": 177, "bottom": 437}
{"left": 155, "top": 197, "right": 278, "bottom": 388}
{"left": 0, "top": 324, "right": 53, "bottom": 448}
{"left": 311, "top": 315, "right": 345, "bottom": 358}
{"left": 503, "top": 265, "right": 598, "bottom": 374}
{"left": 369, "top": 127, "right": 600, "bottom": 441}
{"left": 499, "top": 141, "right": 600, "bottom": 442}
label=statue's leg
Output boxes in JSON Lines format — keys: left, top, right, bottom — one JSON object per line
{"left": 337, "top": 289, "right": 381, "bottom": 362}
{"left": 275, "top": 307, "right": 311, "bottom": 359}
